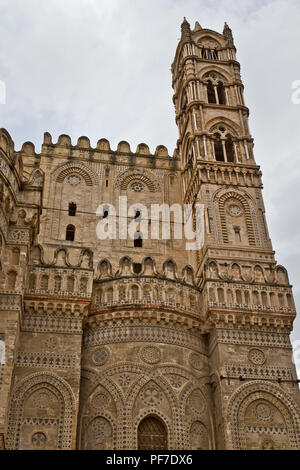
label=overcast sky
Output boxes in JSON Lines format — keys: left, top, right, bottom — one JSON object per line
{"left": 0, "top": 0, "right": 300, "bottom": 375}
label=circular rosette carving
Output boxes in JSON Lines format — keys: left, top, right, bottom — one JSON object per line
{"left": 67, "top": 175, "right": 81, "bottom": 186}
{"left": 91, "top": 391, "right": 110, "bottom": 409}
{"left": 131, "top": 182, "right": 144, "bottom": 192}
{"left": 33, "top": 391, "right": 53, "bottom": 409}
{"left": 44, "top": 336, "right": 58, "bottom": 351}
{"left": 188, "top": 389, "right": 206, "bottom": 415}
{"left": 168, "top": 375, "right": 183, "bottom": 389}
{"left": 92, "top": 347, "right": 110, "bottom": 366}
{"left": 141, "top": 346, "right": 161, "bottom": 364}
{"left": 141, "top": 385, "right": 163, "bottom": 406}
{"left": 189, "top": 352, "right": 205, "bottom": 371}
{"left": 254, "top": 401, "right": 274, "bottom": 423}
{"left": 248, "top": 348, "right": 266, "bottom": 365}
{"left": 227, "top": 204, "right": 242, "bottom": 217}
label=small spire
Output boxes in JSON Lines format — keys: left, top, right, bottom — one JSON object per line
{"left": 193, "top": 21, "right": 202, "bottom": 32}
{"left": 223, "top": 21, "right": 234, "bottom": 47}
{"left": 181, "top": 17, "right": 192, "bottom": 43}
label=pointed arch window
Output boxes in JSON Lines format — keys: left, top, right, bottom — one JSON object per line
{"left": 225, "top": 134, "right": 235, "bottom": 162}
{"left": 213, "top": 48, "right": 219, "bottom": 60}
{"left": 66, "top": 225, "right": 75, "bottom": 242}
{"left": 214, "top": 133, "right": 224, "bottom": 161}
{"left": 201, "top": 47, "right": 219, "bottom": 61}
{"left": 138, "top": 416, "right": 168, "bottom": 450}
{"left": 207, "top": 80, "right": 216, "bottom": 104}
{"left": 217, "top": 81, "right": 226, "bottom": 105}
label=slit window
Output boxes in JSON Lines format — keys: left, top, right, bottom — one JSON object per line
{"left": 234, "top": 226, "right": 241, "bottom": 243}
{"left": 134, "top": 232, "right": 143, "bottom": 248}
{"left": 66, "top": 225, "right": 75, "bottom": 242}
{"left": 69, "top": 203, "right": 77, "bottom": 217}
{"left": 103, "top": 206, "right": 109, "bottom": 219}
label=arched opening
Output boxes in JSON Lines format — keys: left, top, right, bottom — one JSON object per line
{"left": 67, "top": 276, "right": 75, "bottom": 292}
{"left": 66, "top": 225, "right": 75, "bottom": 242}
{"left": 214, "top": 133, "right": 224, "bottom": 161}
{"left": 131, "top": 285, "right": 139, "bottom": 300}
{"left": 138, "top": 416, "right": 168, "bottom": 450}
{"left": 133, "top": 263, "right": 142, "bottom": 274}
{"left": 40, "top": 275, "right": 49, "bottom": 291}
{"left": 217, "top": 81, "right": 226, "bottom": 105}
{"left": 134, "top": 232, "right": 143, "bottom": 248}
{"left": 207, "top": 80, "right": 216, "bottom": 104}
{"left": 225, "top": 134, "right": 235, "bottom": 162}
{"left": 54, "top": 276, "right": 61, "bottom": 292}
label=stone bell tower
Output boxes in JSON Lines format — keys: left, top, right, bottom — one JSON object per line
{"left": 172, "top": 19, "right": 300, "bottom": 449}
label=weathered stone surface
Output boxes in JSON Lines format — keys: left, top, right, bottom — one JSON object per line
{"left": 0, "top": 21, "right": 299, "bottom": 450}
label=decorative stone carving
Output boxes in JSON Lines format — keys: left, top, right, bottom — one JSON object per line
{"left": 254, "top": 401, "right": 274, "bottom": 423}
{"left": 168, "top": 375, "right": 183, "bottom": 389}
{"left": 189, "top": 352, "right": 204, "bottom": 371}
{"left": 227, "top": 204, "right": 243, "bottom": 217}
{"left": 188, "top": 389, "right": 206, "bottom": 415}
{"left": 141, "top": 346, "right": 161, "bottom": 365}
{"left": 92, "top": 347, "right": 110, "bottom": 366}
{"left": 32, "top": 432, "right": 47, "bottom": 448}
{"left": 131, "top": 182, "right": 144, "bottom": 192}
{"left": 189, "top": 421, "right": 209, "bottom": 450}
{"left": 141, "top": 385, "right": 163, "bottom": 406}
{"left": 91, "top": 392, "right": 110, "bottom": 409}
{"left": 32, "top": 390, "right": 53, "bottom": 409}
{"left": 248, "top": 348, "right": 266, "bottom": 366}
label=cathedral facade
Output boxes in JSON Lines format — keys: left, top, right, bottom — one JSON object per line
{"left": 0, "top": 19, "right": 299, "bottom": 450}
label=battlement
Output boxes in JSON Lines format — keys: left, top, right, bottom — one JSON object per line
{"left": 16, "top": 132, "right": 178, "bottom": 165}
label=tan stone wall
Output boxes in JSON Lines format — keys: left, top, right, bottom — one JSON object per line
{"left": 0, "top": 20, "right": 299, "bottom": 450}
